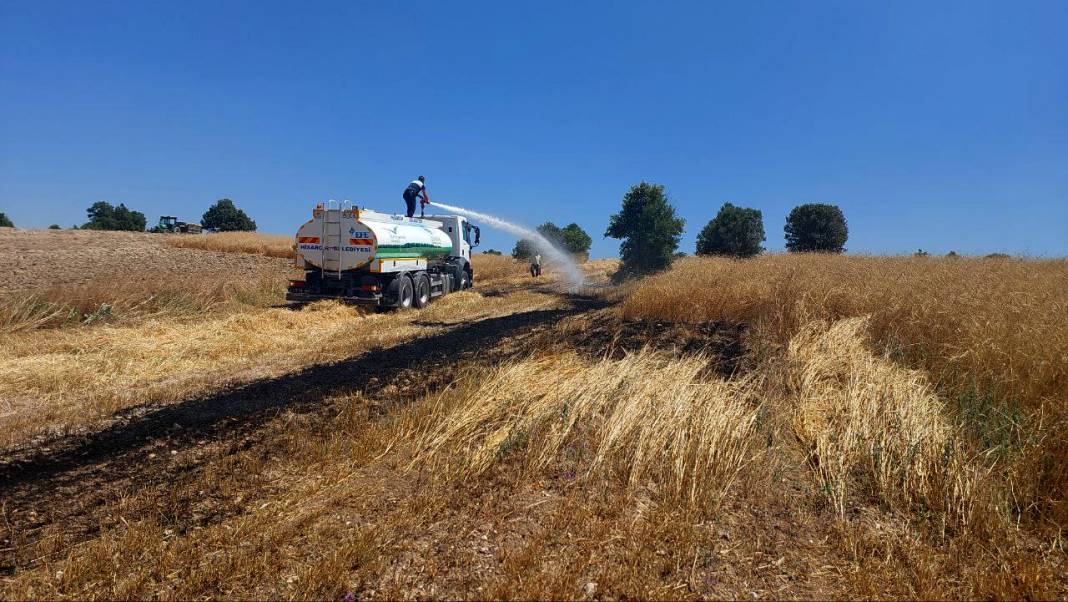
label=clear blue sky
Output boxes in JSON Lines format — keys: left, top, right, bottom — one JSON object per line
{"left": 2, "top": 0, "right": 1066, "bottom": 257}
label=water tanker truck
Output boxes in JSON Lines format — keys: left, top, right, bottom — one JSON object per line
{"left": 286, "top": 202, "right": 480, "bottom": 309}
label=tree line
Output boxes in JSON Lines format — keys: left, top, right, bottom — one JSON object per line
{"left": 0, "top": 199, "right": 259, "bottom": 232}
{"left": 505, "top": 182, "right": 851, "bottom": 281}
{"left": 604, "top": 182, "right": 850, "bottom": 280}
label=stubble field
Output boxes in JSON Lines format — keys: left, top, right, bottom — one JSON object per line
{"left": 1, "top": 229, "right": 1065, "bottom": 599}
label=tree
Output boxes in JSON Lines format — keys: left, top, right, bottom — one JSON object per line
{"left": 511, "top": 238, "right": 537, "bottom": 260}
{"left": 536, "top": 222, "right": 563, "bottom": 245}
{"left": 202, "top": 199, "right": 256, "bottom": 231}
{"left": 695, "top": 202, "right": 765, "bottom": 258}
{"left": 0, "top": 212, "right": 13, "bottom": 227}
{"left": 48, "top": 224, "right": 61, "bottom": 230}
{"left": 512, "top": 222, "right": 582, "bottom": 260}
{"left": 605, "top": 182, "right": 685, "bottom": 278}
{"left": 482, "top": 249, "right": 502, "bottom": 256}
{"left": 560, "top": 223, "right": 592, "bottom": 259}
{"left": 784, "top": 203, "right": 848, "bottom": 253}
{"left": 82, "top": 201, "right": 147, "bottom": 231}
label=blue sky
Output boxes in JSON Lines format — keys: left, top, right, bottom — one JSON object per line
{"left": 2, "top": 0, "right": 1066, "bottom": 257}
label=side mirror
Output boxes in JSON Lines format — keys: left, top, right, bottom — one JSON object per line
{"left": 473, "top": 226, "right": 481, "bottom": 247}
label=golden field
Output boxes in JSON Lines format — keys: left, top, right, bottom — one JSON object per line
{"left": 1, "top": 232, "right": 1065, "bottom": 600}
{"left": 623, "top": 254, "right": 1068, "bottom": 533}
{"left": 165, "top": 230, "right": 296, "bottom": 259}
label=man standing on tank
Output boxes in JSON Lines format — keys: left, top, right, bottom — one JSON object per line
{"left": 402, "top": 176, "right": 428, "bottom": 218}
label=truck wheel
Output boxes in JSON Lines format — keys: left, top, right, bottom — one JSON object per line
{"left": 413, "top": 272, "right": 430, "bottom": 308}
{"left": 397, "top": 275, "right": 414, "bottom": 309}
{"left": 453, "top": 264, "right": 471, "bottom": 290}
{"left": 384, "top": 274, "right": 414, "bottom": 310}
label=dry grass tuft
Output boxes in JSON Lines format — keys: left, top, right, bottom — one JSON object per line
{"left": 412, "top": 350, "right": 761, "bottom": 508}
{"left": 786, "top": 317, "right": 984, "bottom": 527}
{"left": 165, "top": 231, "right": 295, "bottom": 258}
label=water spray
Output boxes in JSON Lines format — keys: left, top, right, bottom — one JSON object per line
{"left": 428, "top": 201, "right": 586, "bottom": 288}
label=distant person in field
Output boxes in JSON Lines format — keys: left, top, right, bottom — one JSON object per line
{"left": 402, "top": 176, "right": 428, "bottom": 218}
{"left": 530, "top": 253, "right": 542, "bottom": 277}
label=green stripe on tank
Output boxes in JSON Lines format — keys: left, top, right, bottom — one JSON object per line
{"left": 375, "top": 244, "right": 451, "bottom": 258}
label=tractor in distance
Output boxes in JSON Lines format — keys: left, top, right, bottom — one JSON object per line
{"left": 152, "top": 215, "right": 203, "bottom": 234}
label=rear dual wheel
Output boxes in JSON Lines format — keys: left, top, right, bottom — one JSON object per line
{"left": 386, "top": 272, "right": 432, "bottom": 310}
{"left": 413, "top": 272, "right": 430, "bottom": 309}
{"left": 385, "top": 274, "right": 414, "bottom": 310}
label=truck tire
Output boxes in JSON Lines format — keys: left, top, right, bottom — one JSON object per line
{"left": 457, "top": 265, "right": 471, "bottom": 290}
{"left": 413, "top": 272, "right": 430, "bottom": 308}
{"left": 397, "top": 275, "right": 414, "bottom": 309}
{"left": 384, "top": 274, "right": 415, "bottom": 310}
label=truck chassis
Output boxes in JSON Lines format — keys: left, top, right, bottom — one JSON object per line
{"left": 286, "top": 260, "right": 472, "bottom": 310}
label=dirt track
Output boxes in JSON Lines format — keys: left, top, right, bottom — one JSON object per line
{"left": 0, "top": 229, "right": 290, "bottom": 296}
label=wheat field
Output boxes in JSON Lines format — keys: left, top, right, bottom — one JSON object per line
{"left": 621, "top": 254, "right": 1068, "bottom": 534}
{"left": 165, "top": 231, "right": 296, "bottom": 258}
{"left": 1, "top": 235, "right": 1065, "bottom": 599}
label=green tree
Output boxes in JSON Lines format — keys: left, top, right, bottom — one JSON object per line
{"left": 82, "top": 201, "right": 147, "bottom": 231}
{"left": 695, "top": 202, "right": 765, "bottom": 258}
{"left": 536, "top": 222, "right": 563, "bottom": 244}
{"left": 560, "top": 223, "right": 592, "bottom": 259}
{"left": 48, "top": 224, "right": 61, "bottom": 230}
{"left": 784, "top": 203, "right": 848, "bottom": 253}
{"left": 0, "top": 212, "right": 13, "bottom": 227}
{"left": 482, "top": 249, "right": 502, "bottom": 256}
{"left": 511, "top": 238, "right": 536, "bottom": 260}
{"left": 605, "top": 182, "right": 685, "bottom": 278}
{"left": 512, "top": 222, "right": 571, "bottom": 259}
{"left": 202, "top": 199, "right": 256, "bottom": 231}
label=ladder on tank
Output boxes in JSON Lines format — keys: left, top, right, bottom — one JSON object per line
{"left": 319, "top": 200, "right": 350, "bottom": 280}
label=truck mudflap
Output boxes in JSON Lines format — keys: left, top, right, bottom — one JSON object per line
{"left": 284, "top": 291, "right": 382, "bottom": 305}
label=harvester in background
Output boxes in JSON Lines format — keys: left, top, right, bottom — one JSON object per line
{"left": 286, "top": 201, "right": 480, "bottom": 310}
{"left": 151, "top": 215, "right": 203, "bottom": 234}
